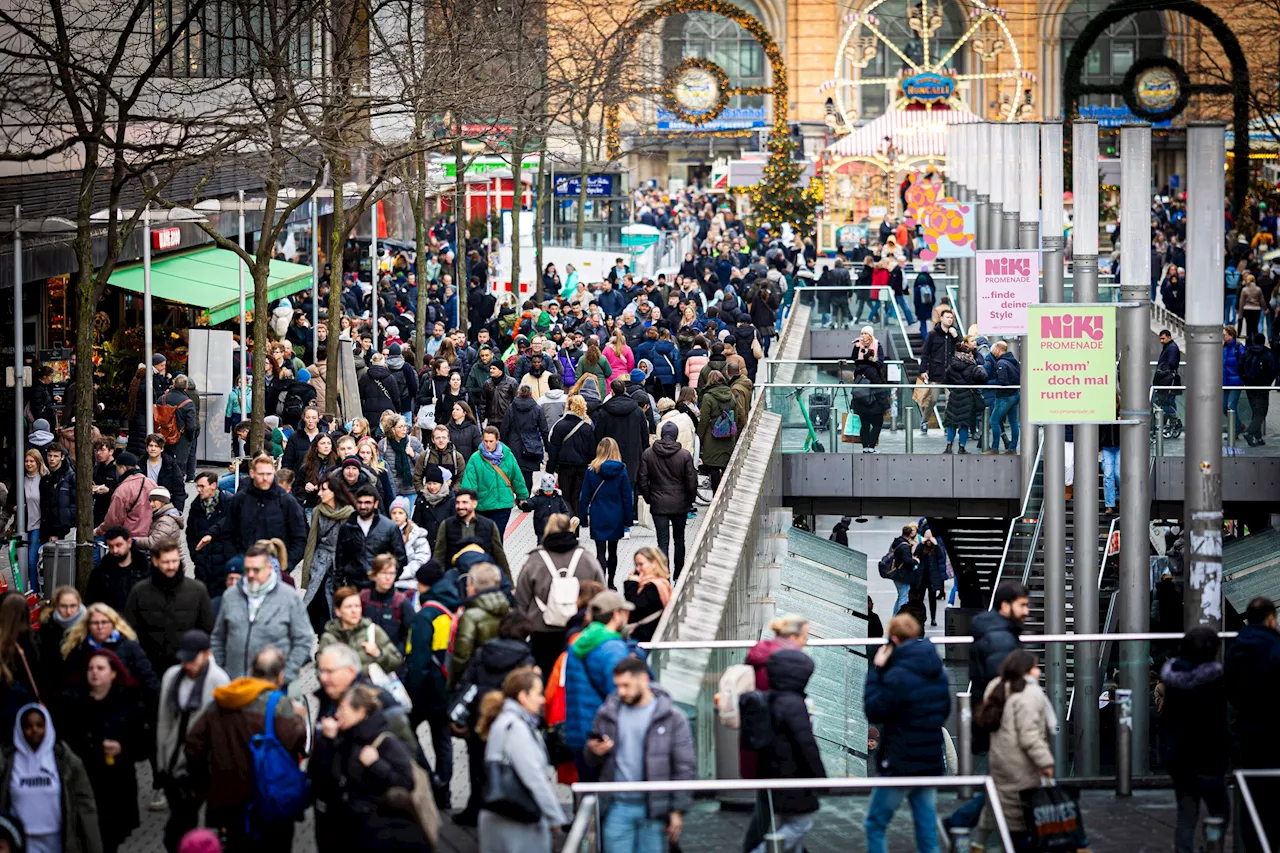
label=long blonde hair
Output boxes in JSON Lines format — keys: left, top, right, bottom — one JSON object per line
{"left": 24, "top": 449, "right": 48, "bottom": 478}
{"left": 589, "top": 437, "right": 621, "bottom": 473}
{"left": 610, "top": 330, "right": 628, "bottom": 357}
{"left": 61, "top": 602, "right": 137, "bottom": 659}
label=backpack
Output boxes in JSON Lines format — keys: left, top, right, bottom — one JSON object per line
{"left": 371, "top": 733, "right": 440, "bottom": 845}
{"left": 361, "top": 588, "right": 410, "bottom": 632}
{"left": 418, "top": 600, "right": 461, "bottom": 679}
{"left": 277, "top": 387, "right": 305, "bottom": 423}
{"left": 534, "top": 548, "right": 582, "bottom": 628}
{"left": 247, "top": 692, "right": 309, "bottom": 829}
{"left": 1240, "top": 347, "right": 1268, "bottom": 385}
{"left": 878, "top": 548, "right": 901, "bottom": 579}
{"left": 715, "top": 663, "right": 756, "bottom": 729}
{"left": 917, "top": 278, "right": 935, "bottom": 306}
{"left": 1225, "top": 267, "right": 1241, "bottom": 292}
{"left": 712, "top": 407, "right": 738, "bottom": 439}
{"left": 152, "top": 397, "right": 191, "bottom": 446}
{"left": 738, "top": 690, "right": 775, "bottom": 751}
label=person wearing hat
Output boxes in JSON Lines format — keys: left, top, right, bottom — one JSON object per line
{"left": 26, "top": 418, "right": 55, "bottom": 452}
{"left": 133, "top": 485, "right": 186, "bottom": 554}
{"left": 94, "top": 451, "right": 159, "bottom": 540}
{"left": 411, "top": 462, "right": 455, "bottom": 546}
{"left": 154, "top": 629, "right": 228, "bottom": 847}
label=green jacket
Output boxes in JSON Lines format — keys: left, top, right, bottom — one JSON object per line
{"left": 0, "top": 740, "right": 103, "bottom": 853}
{"left": 560, "top": 270, "right": 580, "bottom": 300}
{"left": 448, "top": 590, "right": 511, "bottom": 688}
{"left": 467, "top": 356, "right": 501, "bottom": 396}
{"left": 316, "top": 616, "right": 404, "bottom": 673}
{"left": 576, "top": 356, "right": 612, "bottom": 398}
{"left": 458, "top": 442, "right": 529, "bottom": 512}
{"left": 698, "top": 382, "right": 740, "bottom": 468}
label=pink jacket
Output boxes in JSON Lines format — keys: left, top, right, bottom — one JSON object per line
{"left": 604, "top": 345, "right": 634, "bottom": 378}
{"left": 684, "top": 353, "right": 709, "bottom": 388}
{"left": 97, "top": 472, "right": 158, "bottom": 537}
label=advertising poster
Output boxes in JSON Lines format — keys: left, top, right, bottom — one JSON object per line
{"left": 976, "top": 249, "right": 1040, "bottom": 335}
{"left": 1027, "top": 305, "right": 1117, "bottom": 423}
{"left": 924, "top": 202, "right": 976, "bottom": 259}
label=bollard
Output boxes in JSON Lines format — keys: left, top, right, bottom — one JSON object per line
{"left": 891, "top": 386, "right": 900, "bottom": 432}
{"left": 1228, "top": 415, "right": 1237, "bottom": 449}
{"left": 763, "top": 834, "right": 785, "bottom": 853}
{"left": 1115, "top": 688, "right": 1133, "bottom": 796}
{"left": 957, "top": 692, "right": 973, "bottom": 799}
{"left": 905, "top": 405, "right": 915, "bottom": 454}
{"left": 950, "top": 826, "right": 972, "bottom": 853}
{"left": 1155, "top": 410, "right": 1165, "bottom": 458}
{"left": 1204, "top": 816, "right": 1226, "bottom": 853}
{"left": 982, "top": 407, "right": 991, "bottom": 451}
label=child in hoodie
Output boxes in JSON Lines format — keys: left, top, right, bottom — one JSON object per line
{"left": 520, "top": 473, "right": 572, "bottom": 544}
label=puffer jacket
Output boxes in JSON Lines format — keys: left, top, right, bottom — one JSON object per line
{"left": 637, "top": 437, "right": 697, "bottom": 516}
{"left": 586, "top": 686, "right": 695, "bottom": 819}
{"left": 399, "top": 522, "right": 432, "bottom": 578}
{"left": 379, "top": 435, "right": 425, "bottom": 496}
{"left": 864, "top": 637, "right": 950, "bottom": 776}
{"left": 500, "top": 395, "right": 550, "bottom": 472}
{"left": 943, "top": 352, "right": 988, "bottom": 430}
{"left": 135, "top": 502, "right": 185, "bottom": 552}
{"left": 317, "top": 616, "right": 404, "bottom": 673}
{"left": 458, "top": 442, "right": 529, "bottom": 513}
{"left": 415, "top": 442, "right": 466, "bottom": 488}
{"left": 563, "top": 622, "right": 644, "bottom": 751}
{"left": 547, "top": 413, "right": 596, "bottom": 472}
{"left": 1223, "top": 338, "right": 1247, "bottom": 386}
{"left": 359, "top": 365, "right": 402, "bottom": 424}
{"left": 186, "top": 489, "right": 235, "bottom": 595}
{"left": 698, "top": 383, "right": 739, "bottom": 467}
{"left": 514, "top": 532, "right": 606, "bottom": 633}
{"left": 756, "top": 651, "right": 826, "bottom": 815}
{"left": 205, "top": 481, "right": 308, "bottom": 569}
{"left": 592, "top": 394, "right": 649, "bottom": 481}
{"left": 447, "top": 419, "right": 484, "bottom": 463}
{"left": 39, "top": 460, "right": 77, "bottom": 538}
{"left": 1159, "top": 657, "right": 1228, "bottom": 776}
{"left": 453, "top": 638, "right": 535, "bottom": 727}
{"left": 123, "top": 569, "right": 215, "bottom": 674}
{"left": 1224, "top": 623, "right": 1280, "bottom": 766}
{"left": 985, "top": 676, "right": 1054, "bottom": 831}
{"left": 448, "top": 590, "right": 511, "bottom": 688}
{"left": 683, "top": 347, "right": 709, "bottom": 388}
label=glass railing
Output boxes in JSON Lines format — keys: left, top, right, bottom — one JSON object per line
{"left": 791, "top": 288, "right": 919, "bottom": 363}
{"left": 1149, "top": 386, "right": 1280, "bottom": 456}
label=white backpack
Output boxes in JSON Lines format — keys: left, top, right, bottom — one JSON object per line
{"left": 715, "top": 663, "right": 757, "bottom": 729}
{"left": 534, "top": 548, "right": 582, "bottom": 628}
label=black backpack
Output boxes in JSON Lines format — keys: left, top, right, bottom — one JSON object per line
{"left": 878, "top": 549, "right": 899, "bottom": 579}
{"left": 738, "top": 690, "right": 775, "bottom": 751}
{"left": 1240, "top": 347, "right": 1270, "bottom": 385}
{"left": 277, "top": 387, "right": 305, "bottom": 423}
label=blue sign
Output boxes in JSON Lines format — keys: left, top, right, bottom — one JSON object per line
{"left": 553, "top": 174, "right": 615, "bottom": 197}
{"left": 900, "top": 72, "right": 955, "bottom": 103}
{"left": 656, "top": 106, "right": 768, "bottom": 131}
{"left": 1078, "top": 104, "right": 1171, "bottom": 129}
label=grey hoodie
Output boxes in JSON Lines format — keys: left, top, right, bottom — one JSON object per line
{"left": 538, "top": 388, "right": 568, "bottom": 425}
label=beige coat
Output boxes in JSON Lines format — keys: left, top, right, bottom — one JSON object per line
{"left": 136, "top": 503, "right": 185, "bottom": 552}
{"left": 984, "top": 676, "right": 1055, "bottom": 831}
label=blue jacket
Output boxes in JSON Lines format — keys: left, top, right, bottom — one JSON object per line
{"left": 1224, "top": 623, "right": 1280, "bottom": 766}
{"left": 636, "top": 339, "right": 681, "bottom": 382}
{"left": 596, "top": 288, "right": 626, "bottom": 319}
{"left": 864, "top": 637, "right": 950, "bottom": 776}
{"left": 580, "top": 460, "right": 634, "bottom": 541}
{"left": 1223, "top": 339, "right": 1246, "bottom": 386}
{"left": 563, "top": 622, "right": 644, "bottom": 750}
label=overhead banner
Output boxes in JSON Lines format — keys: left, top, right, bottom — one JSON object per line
{"left": 976, "top": 249, "right": 1040, "bottom": 335}
{"left": 1027, "top": 305, "right": 1117, "bottom": 423}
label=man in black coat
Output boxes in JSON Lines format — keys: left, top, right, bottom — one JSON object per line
{"left": 921, "top": 305, "right": 959, "bottom": 384}
{"left": 158, "top": 377, "right": 198, "bottom": 471}
{"left": 433, "top": 489, "right": 509, "bottom": 577}
{"left": 359, "top": 353, "right": 402, "bottom": 430}
{"left": 87, "top": 526, "right": 152, "bottom": 613}
{"left": 186, "top": 472, "right": 236, "bottom": 600}
{"left": 195, "top": 455, "right": 308, "bottom": 569}
{"left": 123, "top": 540, "right": 215, "bottom": 676}
{"left": 637, "top": 422, "right": 697, "bottom": 574}
{"left": 334, "top": 484, "right": 407, "bottom": 589}
{"left": 278, "top": 405, "right": 324, "bottom": 474}
{"left": 592, "top": 379, "right": 650, "bottom": 483}
{"left": 29, "top": 366, "right": 60, "bottom": 427}
{"left": 1225, "top": 597, "right": 1280, "bottom": 851}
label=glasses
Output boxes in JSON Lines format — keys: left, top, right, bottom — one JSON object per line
{"left": 88, "top": 620, "right": 112, "bottom": 628}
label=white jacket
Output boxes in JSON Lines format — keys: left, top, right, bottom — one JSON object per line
{"left": 396, "top": 522, "right": 433, "bottom": 588}
{"left": 660, "top": 409, "right": 696, "bottom": 456}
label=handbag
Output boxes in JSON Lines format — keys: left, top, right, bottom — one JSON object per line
{"left": 483, "top": 722, "right": 542, "bottom": 823}
{"left": 635, "top": 496, "right": 654, "bottom": 530}
{"left": 1019, "top": 779, "right": 1087, "bottom": 852}
{"left": 368, "top": 663, "right": 413, "bottom": 712}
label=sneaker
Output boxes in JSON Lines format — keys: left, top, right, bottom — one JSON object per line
{"left": 943, "top": 443, "right": 952, "bottom": 454}
{"left": 149, "top": 790, "right": 168, "bottom": 811}
{"left": 1003, "top": 449, "right": 1018, "bottom": 455}
{"left": 920, "top": 424, "right": 929, "bottom": 435}
{"left": 623, "top": 529, "right": 631, "bottom": 540}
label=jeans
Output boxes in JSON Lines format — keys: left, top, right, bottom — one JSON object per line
{"left": 945, "top": 426, "right": 970, "bottom": 448}
{"left": 747, "top": 813, "right": 815, "bottom": 853}
{"left": 1101, "top": 446, "right": 1121, "bottom": 508}
{"left": 1225, "top": 299, "right": 1237, "bottom": 325}
{"left": 652, "top": 513, "right": 688, "bottom": 579}
{"left": 1224, "top": 389, "right": 1246, "bottom": 433}
{"left": 990, "top": 395, "right": 1020, "bottom": 451}
{"left": 865, "top": 786, "right": 939, "bottom": 853}
{"left": 853, "top": 295, "right": 876, "bottom": 323}
{"left": 481, "top": 507, "right": 511, "bottom": 538}
{"left": 893, "top": 579, "right": 912, "bottom": 615}
{"left": 603, "top": 800, "right": 667, "bottom": 853}
{"left": 895, "top": 295, "right": 916, "bottom": 324}
{"left": 26, "top": 530, "right": 40, "bottom": 595}
{"left": 1173, "top": 774, "right": 1227, "bottom": 853}
{"left": 919, "top": 318, "right": 930, "bottom": 337}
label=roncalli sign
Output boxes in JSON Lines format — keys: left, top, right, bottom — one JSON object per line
{"left": 976, "top": 249, "right": 1040, "bottom": 335}
{"left": 1027, "top": 305, "right": 1117, "bottom": 423}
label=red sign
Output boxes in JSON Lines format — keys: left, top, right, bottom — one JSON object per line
{"left": 152, "top": 227, "right": 181, "bottom": 250}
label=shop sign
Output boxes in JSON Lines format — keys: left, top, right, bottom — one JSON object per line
{"left": 553, "top": 175, "right": 615, "bottom": 197}
{"left": 655, "top": 107, "right": 767, "bottom": 132}
{"left": 1027, "top": 305, "right": 1117, "bottom": 423}
{"left": 976, "top": 249, "right": 1039, "bottom": 334}
{"left": 900, "top": 72, "right": 954, "bottom": 103}
{"left": 152, "top": 227, "right": 181, "bottom": 250}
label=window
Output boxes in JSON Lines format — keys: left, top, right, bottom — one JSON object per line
{"left": 661, "top": 0, "right": 769, "bottom": 112}
{"left": 151, "top": 0, "right": 313, "bottom": 79}
{"left": 1061, "top": 0, "right": 1164, "bottom": 109}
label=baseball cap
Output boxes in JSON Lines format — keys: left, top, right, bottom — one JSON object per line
{"left": 590, "top": 590, "right": 634, "bottom": 614}
{"left": 176, "top": 629, "right": 211, "bottom": 663}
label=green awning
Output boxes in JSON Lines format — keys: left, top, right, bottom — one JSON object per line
{"left": 108, "top": 246, "right": 314, "bottom": 326}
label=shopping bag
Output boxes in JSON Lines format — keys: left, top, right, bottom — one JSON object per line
{"left": 635, "top": 496, "right": 654, "bottom": 530}
{"left": 840, "top": 411, "right": 862, "bottom": 444}
{"left": 415, "top": 404, "right": 436, "bottom": 432}
{"left": 1019, "top": 780, "right": 1087, "bottom": 852}
{"left": 368, "top": 662, "right": 414, "bottom": 712}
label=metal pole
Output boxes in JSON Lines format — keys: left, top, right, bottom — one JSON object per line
{"left": 1002, "top": 124, "right": 1021, "bottom": 251}
{"left": 1018, "top": 123, "right": 1039, "bottom": 495}
{"left": 371, "top": 199, "right": 379, "bottom": 352}
{"left": 237, "top": 191, "right": 247, "bottom": 428}
{"left": 988, "top": 123, "right": 1005, "bottom": 250}
{"left": 12, "top": 208, "right": 25, "bottom": 571}
{"left": 1115, "top": 687, "right": 1133, "bottom": 796}
{"left": 143, "top": 205, "right": 154, "bottom": 436}
{"left": 974, "top": 124, "right": 990, "bottom": 325}
{"left": 957, "top": 691, "right": 973, "bottom": 798}
{"left": 311, "top": 195, "right": 320, "bottom": 364}
{"left": 1070, "top": 119, "right": 1101, "bottom": 776}
{"left": 1118, "top": 123, "right": 1152, "bottom": 775}
{"left": 1184, "top": 123, "right": 1227, "bottom": 631}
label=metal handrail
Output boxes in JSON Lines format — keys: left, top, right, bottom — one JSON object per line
{"left": 1018, "top": 508, "right": 1047, "bottom": 589}
{"left": 1234, "top": 770, "right": 1280, "bottom": 853}
{"left": 639, "top": 631, "right": 1238, "bottom": 650}
{"left": 561, "top": 794, "right": 599, "bottom": 852}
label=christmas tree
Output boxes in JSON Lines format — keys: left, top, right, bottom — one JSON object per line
{"left": 748, "top": 120, "right": 821, "bottom": 235}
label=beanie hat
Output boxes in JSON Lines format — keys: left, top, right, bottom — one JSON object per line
{"left": 31, "top": 419, "right": 50, "bottom": 433}
{"left": 390, "top": 496, "right": 411, "bottom": 516}
{"left": 422, "top": 463, "right": 444, "bottom": 484}
{"left": 296, "top": 368, "right": 311, "bottom": 382}
{"left": 152, "top": 352, "right": 167, "bottom": 366}
{"left": 629, "top": 368, "right": 646, "bottom": 384}
{"left": 116, "top": 451, "right": 139, "bottom": 467}
{"left": 341, "top": 456, "right": 363, "bottom": 469}
{"left": 388, "top": 342, "right": 402, "bottom": 356}
{"left": 660, "top": 422, "right": 680, "bottom": 441}
{"left": 177, "top": 828, "right": 223, "bottom": 853}
{"left": 415, "top": 560, "right": 445, "bottom": 587}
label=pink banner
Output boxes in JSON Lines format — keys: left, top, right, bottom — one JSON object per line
{"left": 976, "top": 249, "right": 1040, "bottom": 335}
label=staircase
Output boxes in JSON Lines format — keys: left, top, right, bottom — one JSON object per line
{"left": 932, "top": 517, "right": 1009, "bottom": 602}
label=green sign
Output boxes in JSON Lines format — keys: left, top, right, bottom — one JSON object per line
{"left": 441, "top": 157, "right": 540, "bottom": 178}
{"left": 1027, "top": 305, "right": 1117, "bottom": 423}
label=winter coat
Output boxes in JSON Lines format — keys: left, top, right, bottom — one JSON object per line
{"left": 1223, "top": 338, "right": 1247, "bottom": 387}
{"left": 864, "top": 638, "right": 950, "bottom": 776}
{"left": 335, "top": 513, "right": 409, "bottom": 589}
{"left": 969, "top": 611, "right": 1022, "bottom": 698}
{"left": 538, "top": 389, "right": 568, "bottom": 427}
{"left": 134, "top": 502, "right": 184, "bottom": 553}
{"left": 435, "top": 388, "right": 468, "bottom": 429}
{"left": 206, "top": 481, "right": 309, "bottom": 569}
{"left": 658, "top": 410, "right": 696, "bottom": 456}
{"left": 155, "top": 660, "right": 230, "bottom": 779}
{"left": 97, "top": 471, "right": 158, "bottom": 538}
{"left": 754, "top": 651, "right": 826, "bottom": 814}
{"left": 458, "top": 442, "right": 529, "bottom": 512}
{"left": 683, "top": 348, "right": 710, "bottom": 388}
{"left": 585, "top": 686, "right": 696, "bottom": 819}
{"left": 991, "top": 352, "right": 1021, "bottom": 399}
{"left": 398, "top": 522, "right": 432, "bottom": 578}
{"left": 519, "top": 492, "right": 571, "bottom": 543}
{"left": 579, "top": 460, "right": 633, "bottom": 542}
{"left": 576, "top": 355, "right": 612, "bottom": 402}
{"left": 123, "top": 569, "right": 215, "bottom": 674}
{"left": 1159, "top": 658, "right": 1228, "bottom": 777}
{"left": 922, "top": 324, "right": 959, "bottom": 382}
{"left": 62, "top": 684, "right": 146, "bottom": 848}
{"left": 378, "top": 435, "right": 425, "bottom": 496}
{"left": 359, "top": 584, "right": 418, "bottom": 654}
{"left": 448, "top": 590, "right": 511, "bottom": 689}
{"left": 851, "top": 352, "right": 890, "bottom": 419}
{"left": 433, "top": 513, "right": 510, "bottom": 577}
{"left": 482, "top": 374, "right": 518, "bottom": 426}
{"left": 84, "top": 549, "right": 151, "bottom": 616}
{"left": 386, "top": 355, "right": 419, "bottom": 408}
{"left": 410, "top": 490, "right": 455, "bottom": 547}
{"left": 453, "top": 638, "right": 535, "bottom": 729}
{"left": 514, "top": 532, "right": 606, "bottom": 633}
{"left": 917, "top": 540, "right": 948, "bottom": 590}
{"left": 500, "top": 396, "right": 550, "bottom": 472}
{"left": 637, "top": 437, "right": 697, "bottom": 516}
{"left": 63, "top": 635, "right": 161, "bottom": 702}
{"left": 0, "top": 725, "right": 103, "bottom": 853}
{"left": 414, "top": 442, "right": 465, "bottom": 489}
{"left": 211, "top": 578, "right": 315, "bottom": 681}
{"left": 466, "top": 356, "right": 497, "bottom": 398}
{"left": 39, "top": 461, "right": 77, "bottom": 539}
{"left": 359, "top": 365, "right": 402, "bottom": 425}
{"left": 480, "top": 700, "right": 567, "bottom": 851}
{"left": 447, "top": 419, "right": 483, "bottom": 463}
{"left": 548, "top": 413, "right": 596, "bottom": 472}
{"left": 563, "top": 622, "right": 644, "bottom": 751}
{"left": 186, "top": 489, "right": 235, "bottom": 594}
{"left": 593, "top": 394, "right": 649, "bottom": 481}
{"left": 142, "top": 453, "right": 187, "bottom": 513}
{"left": 985, "top": 677, "right": 1054, "bottom": 831}
{"left": 317, "top": 616, "right": 404, "bottom": 674}
{"left": 944, "top": 352, "right": 988, "bottom": 430}
{"left": 1224, "top": 623, "right": 1280, "bottom": 767}
{"left": 697, "top": 383, "right": 739, "bottom": 467}
{"left": 403, "top": 572, "right": 463, "bottom": 713}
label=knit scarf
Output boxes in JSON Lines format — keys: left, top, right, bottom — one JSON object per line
{"left": 301, "top": 502, "right": 354, "bottom": 588}
{"left": 387, "top": 434, "right": 414, "bottom": 485}
{"left": 165, "top": 660, "right": 210, "bottom": 714}
{"left": 480, "top": 443, "right": 504, "bottom": 466}
{"left": 200, "top": 490, "right": 220, "bottom": 517}
{"left": 51, "top": 605, "right": 85, "bottom": 630}
{"left": 638, "top": 575, "right": 674, "bottom": 608}
{"left": 88, "top": 630, "right": 121, "bottom": 649}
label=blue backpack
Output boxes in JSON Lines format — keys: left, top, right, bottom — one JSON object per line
{"left": 247, "top": 692, "right": 309, "bottom": 831}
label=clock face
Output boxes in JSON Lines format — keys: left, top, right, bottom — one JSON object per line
{"left": 673, "top": 68, "right": 720, "bottom": 114}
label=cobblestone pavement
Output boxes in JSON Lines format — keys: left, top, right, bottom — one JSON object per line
{"left": 123, "top": 494, "right": 702, "bottom": 852}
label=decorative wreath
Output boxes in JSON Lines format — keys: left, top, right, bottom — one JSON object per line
{"left": 1121, "top": 56, "right": 1191, "bottom": 123}
{"left": 662, "top": 57, "right": 732, "bottom": 126}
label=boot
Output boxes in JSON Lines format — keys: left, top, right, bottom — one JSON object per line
{"left": 943, "top": 443, "right": 953, "bottom": 454}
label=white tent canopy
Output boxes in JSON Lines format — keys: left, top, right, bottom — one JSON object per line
{"left": 829, "top": 107, "right": 981, "bottom": 159}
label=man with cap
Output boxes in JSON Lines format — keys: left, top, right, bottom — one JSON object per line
{"left": 155, "top": 628, "right": 228, "bottom": 846}
{"left": 94, "top": 451, "right": 158, "bottom": 539}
